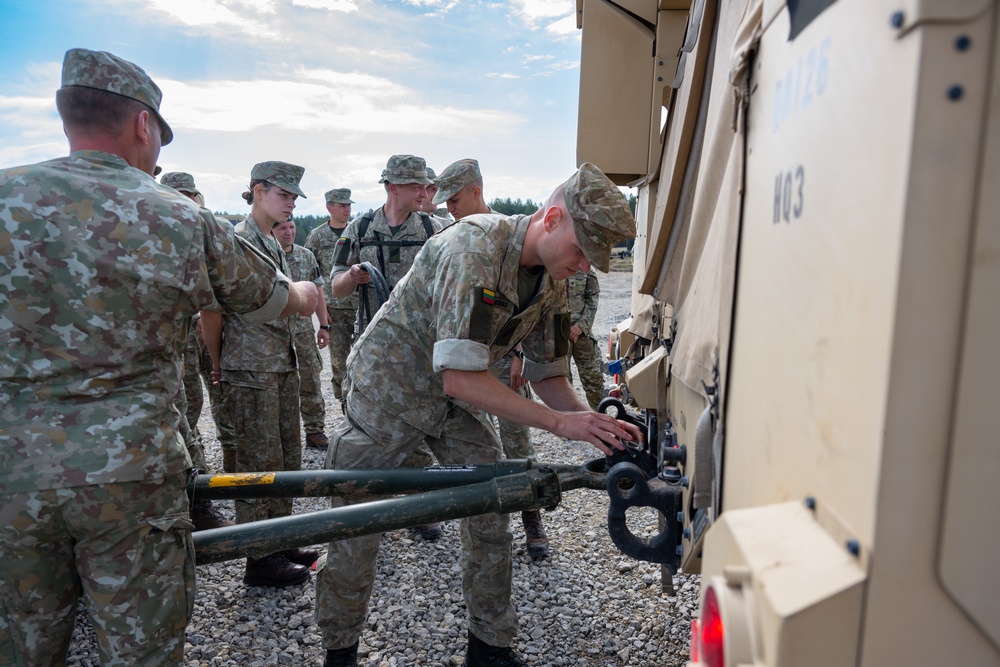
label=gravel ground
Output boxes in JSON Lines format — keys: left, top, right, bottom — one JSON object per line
{"left": 66, "top": 267, "right": 698, "bottom": 667}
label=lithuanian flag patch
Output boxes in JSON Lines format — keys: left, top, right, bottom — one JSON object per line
{"left": 481, "top": 288, "right": 496, "bottom": 305}
{"left": 336, "top": 237, "right": 348, "bottom": 246}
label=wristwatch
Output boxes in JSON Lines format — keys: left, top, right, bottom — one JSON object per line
{"left": 319, "top": 325, "right": 331, "bottom": 331}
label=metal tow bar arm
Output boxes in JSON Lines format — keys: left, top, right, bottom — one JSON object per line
{"left": 190, "top": 459, "right": 606, "bottom": 565}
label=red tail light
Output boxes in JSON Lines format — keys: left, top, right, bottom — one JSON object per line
{"left": 700, "top": 585, "right": 725, "bottom": 667}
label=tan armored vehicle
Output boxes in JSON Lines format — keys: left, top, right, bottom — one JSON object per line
{"left": 577, "top": 0, "right": 1000, "bottom": 665}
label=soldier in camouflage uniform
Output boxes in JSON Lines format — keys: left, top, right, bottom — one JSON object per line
{"left": 160, "top": 171, "right": 234, "bottom": 530}
{"left": 328, "top": 154, "right": 449, "bottom": 541}
{"left": 274, "top": 217, "right": 331, "bottom": 450}
{"left": 316, "top": 162, "right": 640, "bottom": 667}
{"left": 433, "top": 158, "right": 549, "bottom": 557}
{"left": 202, "top": 161, "right": 322, "bottom": 588}
{"left": 0, "top": 48, "right": 317, "bottom": 667}
{"left": 304, "top": 188, "right": 357, "bottom": 411}
{"left": 419, "top": 166, "right": 455, "bottom": 222}
{"left": 566, "top": 268, "right": 606, "bottom": 410}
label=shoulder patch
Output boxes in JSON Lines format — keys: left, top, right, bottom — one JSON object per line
{"left": 481, "top": 288, "right": 510, "bottom": 310}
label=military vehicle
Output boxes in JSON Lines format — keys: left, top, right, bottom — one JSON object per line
{"left": 576, "top": 0, "right": 1000, "bottom": 665}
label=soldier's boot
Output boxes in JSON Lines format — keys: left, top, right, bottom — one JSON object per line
{"left": 190, "top": 499, "right": 234, "bottom": 531}
{"left": 282, "top": 546, "right": 319, "bottom": 567}
{"left": 521, "top": 510, "right": 549, "bottom": 558}
{"left": 243, "top": 553, "right": 309, "bottom": 588}
{"left": 222, "top": 448, "right": 236, "bottom": 473}
{"left": 323, "top": 641, "right": 359, "bottom": 667}
{"left": 409, "top": 522, "right": 443, "bottom": 541}
{"left": 462, "top": 630, "right": 527, "bottom": 667}
{"left": 306, "top": 432, "right": 330, "bottom": 450}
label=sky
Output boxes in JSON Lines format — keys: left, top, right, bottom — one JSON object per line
{"left": 0, "top": 0, "right": 584, "bottom": 217}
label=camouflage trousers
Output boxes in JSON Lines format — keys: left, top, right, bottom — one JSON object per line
{"left": 183, "top": 334, "right": 204, "bottom": 440}
{"left": 221, "top": 370, "right": 302, "bottom": 534}
{"left": 315, "top": 386, "right": 516, "bottom": 650}
{"left": 293, "top": 330, "right": 326, "bottom": 434}
{"left": 0, "top": 472, "right": 194, "bottom": 667}
{"left": 326, "top": 307, "right": 354, "bottom": 400}
{"left": 199, "top": 342, "right": 233, "bottom": 456}
{"left": 175, "top": 385, "right": 207, "bottom": 472}
{"left": 490, "top": 355, "right": 535, "bottom": 460}
{"left": 570, "top": 335, "right": 606, "bottom": 410}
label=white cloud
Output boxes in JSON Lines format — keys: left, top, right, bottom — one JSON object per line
{"left": 144, "top": 0, "right": 276, "bottom": 38}
{"left": 486, "top": 73, "right": 520, "bottom": 79}
{"left": 546, "top": 13, "right": 579, "bottom": 36}
{"left": 513, "top": 0, "right": 572, "bottom": 23}
{"left": 292, "top": 0, "right": 358, "bottom": 10}
{"left": 158, "top": 67, "right": 524, "bottom": 138}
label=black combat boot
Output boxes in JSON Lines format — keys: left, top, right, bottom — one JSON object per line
{"left": 189, "top": 499, "right": 234, "bottom": 531}
{"left": 462, "top": 631, "right": 527, "bottom": 667}
{"left": 243, "top": 553, "right": 309, "bottom": 587}
{"left": 521, "top": 510, "right": 549, "bottom": 557}
{"left": 306, "top": 432, "right": 330, "bottom": 449}
{"left": 409, "top": 522, "right": 443, "bottom": 541}
{"left": 323, "top": 640, "right": 359, "bottom": 667}
{"left": 282, "top": 546, "right": 319, "bottom": 567}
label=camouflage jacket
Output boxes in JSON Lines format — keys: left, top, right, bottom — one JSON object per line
{"left": 221, "top": 214, "right": 296, "bottom": 372}
{"left": 330, "top": 207, "right": 446, "bottom": 296}
{"left": 0, "top": 150, "right": 287, "bottom": 494}
{"left": 304, "top": 220, "right": 356, "bottom": 310}
{"left": 566, "top": 268, "right": 600, "bottom": 337}
{"left": 347, "top": 213, "right": 570, "bottom": 437}
{"left": 284, "top": 244, "right": 324, "bottom": 336}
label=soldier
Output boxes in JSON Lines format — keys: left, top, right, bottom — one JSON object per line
{"left": 432, "top": 158, "right": 549, "bottom": 557}
{"left": 203, "top": 160, "right": 322, "bottom": 587}
{"left": 274, "top": 217, "right": 332, "bottom": 450}
{"left": 419, "top": 166, "right": 453, "bottom": 221}
{"left": 316, "top": 162, "right": 640, "bottom": 667}
{"left": 158, "top": 171, "right": 233, "bottom": 529}
{"left": 566, "top": 268, "right": 605, "bottom": 410}
{"left": 329, "top": 154, "right": 449, "bottom": 541}
{"left": 304, "top": 188, "right": 357, "bottom": 412}
{"left": 0, "top": 48, "right": 317, "bottom": 666}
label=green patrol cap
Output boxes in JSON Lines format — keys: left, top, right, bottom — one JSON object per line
{"left": 561, "top": 162, "right": 636, "bottom": 273}
{"left": 325, "top": 188, "right": 354, "bottom": 204}
{"left": 251, "top": 161, "right": 307, "bottom": 198}
{"left": 379, "top": 154, "right": 433, "bottom": 186}
{"left": 161, "top": 171, "right": 201, "bottom": 196}
{"left": 61, "top": 48, "right": 174, "bottom": 145}
{"left": 433, "top": 158, "right": 481, "bottom": 205}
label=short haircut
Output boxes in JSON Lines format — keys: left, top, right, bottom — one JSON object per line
{"left": 55, "top": 86, "right": 145, "bottom": 137}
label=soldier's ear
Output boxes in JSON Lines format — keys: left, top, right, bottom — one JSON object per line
{"left": 134, "top": 109, "right": 152, "bottom": 145}
{"left": 541, "top": 205, "right": 564, "bottom": 233}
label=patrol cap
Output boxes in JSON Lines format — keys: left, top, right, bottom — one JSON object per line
{"left": 561, "top": 162, "right": 636, "bottom": 273}
{"left": 426, "top": 167, "right": 437, "bottom": 181}
{"left": 433, "top": 158, "right": 481, "bottom": 205}
{"left": 325, "top": 188, "right": 354, "bottom": 204}
{"left": 61, "top": 48, "right": 174, "bottom": 145}
{"left": 379, "top": 154, "right": 433, "bottom": 185}
{"left": 161, "top": 171, "right": 201, "bottom": 196}
{"left": 250, "top": 161, "right": 307, "bottom": 198}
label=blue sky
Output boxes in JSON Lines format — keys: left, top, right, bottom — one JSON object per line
{"left": 0, "top": 0, "right": 583, "bottom": 216}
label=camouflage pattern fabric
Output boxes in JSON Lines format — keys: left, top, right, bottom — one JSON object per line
{"left": 566, "top": 269, "right": 605, "bottom": 409}
{"left": 199, "top": 342, "right": 233, "bottom": 456}
{"left": 560, "top": 162, "right": 636, "bottom": 273}
{"left": 183, "top": 320, "right": 206, "bottom": 443}
{"left": 250, "top": 161, "right": 307, "bottom": 198}
{"left": 0, "top": 151, "right": 286, "bottom": 495}
{"left": 305, "top": 222, "right": 357, "bottom": 398}
{"left": 221, "top": 214, "right": 301, "bottom": 532}
{"left": 330, "top": 207, "right": 447, "bottom": 294}
{"left": 0, "top": 472, "right": 194, "bottom": 666}
{"left": 0, "top": 148, "right": 286, "bottom": 664}
{"left": 378, "top": 154, "right": 433, "bottom": 185}
{"left": 222, "top": 370, "right": 302, "bottom": 533}
{"left": 222, "top": 214, "right": 296, "bottom": 373}
{"left": 317, "top": 214, "right": 571, "bottom": 649}
{"left": 284, "top": 244, "right": 326, "bottom": 434}
{"left": 175, "top": 381, "right": 207, "bottom": 472}
{"left": 489, "top": 354, "right": 534, "bottom": 459}
{"left": 344, "top": 213, "right": 570, "bottom": 438}
{"left": 316, "top": 390, "right": 514, "bottom": 649}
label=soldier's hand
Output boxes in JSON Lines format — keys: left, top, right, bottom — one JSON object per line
{"left": 552, "top": 411, "right": 644, "bottom": 455}
{"left": 286, "top": 281, "right": 320, "bottom": 317}
{"left": 349, "top": 264, "right": 371, "bottom": 285}
{"left": 569, "top": 324, "right": 583, "bottom": 343}
{"left": 317, "top": 328, "right": 329, "bottom": 349}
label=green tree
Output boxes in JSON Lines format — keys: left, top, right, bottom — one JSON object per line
{"left": 488, "top": 197, "right": 539, "bottom": 215}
